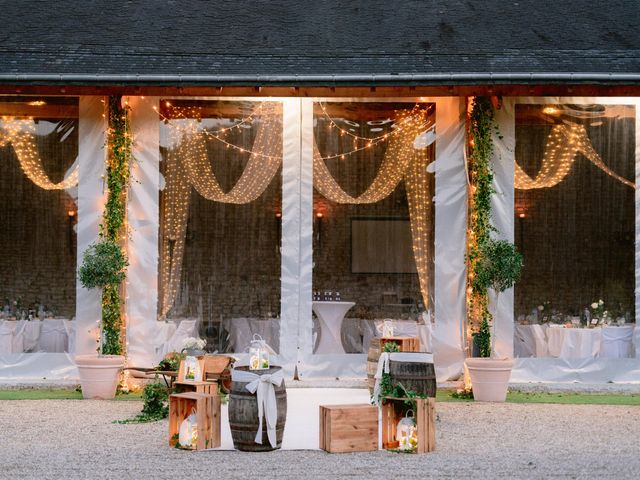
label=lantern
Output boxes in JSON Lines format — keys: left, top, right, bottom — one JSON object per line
{"left": 178, "top": 409, "right": 198, "bottom": 448}
{"left": 183, "top": 356, "right": 202, "bottom": 382}
{"left": 396, "top": 410, "right": 417, "bottom": 451}
{"left": 249, "top": 334, "right": 270, "bottom": 370}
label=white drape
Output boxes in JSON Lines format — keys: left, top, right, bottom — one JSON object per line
{"left": 159, "top": 103, "right": 283, "bottom": 317}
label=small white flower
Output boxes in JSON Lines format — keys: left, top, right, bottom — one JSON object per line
{"left": 591, "top": 303, "right": 598, "bottom": 309}
{"left": 598, "top": 299, "right": 604, "bottom": 305}
{"left": 537, "top": 305, "right": 544, "bottom": 311}
{"left": 182, "top": 337, "right": 206, "bottom": 350}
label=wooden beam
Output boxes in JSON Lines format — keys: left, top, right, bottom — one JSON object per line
{"left": 0, "top": 103, "right": 79, "bottom": 119}
{"left": 0, "top": 84, "right": 639, "bottom": 98}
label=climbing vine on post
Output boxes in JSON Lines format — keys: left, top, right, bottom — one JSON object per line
{"left": 467, "top": 97, "right": 496, "bottom": 358}
{"left": 101, "top": 96, "right": 131, "bottom": 355}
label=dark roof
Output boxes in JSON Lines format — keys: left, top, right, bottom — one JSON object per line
{"left": 0, "top": 0, "right": 639, "bottom": 86}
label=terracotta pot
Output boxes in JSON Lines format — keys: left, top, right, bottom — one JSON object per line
{"left": 75, "top": 354, "right": 124, "bottom": 399}
{"left": 465, "top": 357, "right": 513, "bottom": 402}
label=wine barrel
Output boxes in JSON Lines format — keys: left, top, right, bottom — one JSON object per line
{"left": 388, "top": 357, "right": 436, "bottom": 397}
{"left": 229, "top": 366, "right": 287, "bottom": 452}
{"left": 366, "top": 338, "right": 382, "bottom": 394}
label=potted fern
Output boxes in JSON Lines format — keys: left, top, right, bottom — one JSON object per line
{"left": 76, "top": 239, "right": 128, "bottom": 399}
{"left": 466, "top": 238, "right": 523, "bottom": 401}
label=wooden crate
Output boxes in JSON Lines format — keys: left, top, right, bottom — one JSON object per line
{"left": 174, "top": 380, "right": 218, "bottom": 395}
{"left": 380, "top": 336, "right": 420, "bottom": 353}
{"left": 319, "top": 404, "right": 378, "bottom": 453}
{"left": 169, "top": 392, "right": 221, "bottom": 450}
{"left": 381, "top": 397, "right": 435, "bottom": 453}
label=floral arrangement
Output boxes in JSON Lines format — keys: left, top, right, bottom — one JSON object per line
{"left": 590, "top": 299, "right": 610, "bottom": 322}
{"left": 182, "top": 337, "right": 206, "bottom": 352}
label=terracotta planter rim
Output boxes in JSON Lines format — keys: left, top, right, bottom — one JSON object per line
{"left": 75, "top": 354, "right": 125, "bottom": 367}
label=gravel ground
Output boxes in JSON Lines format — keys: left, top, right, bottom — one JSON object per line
{"left": 1, "top": 400, "right": 638, "bottom": 479}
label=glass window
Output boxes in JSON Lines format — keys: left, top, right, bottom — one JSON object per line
{"left": 513, "top": 103, "right": 636, "bottom": 359}
{"left": 0, "top": 96, "right": 79, "bottom": 353}
{"left": 158, "top": 99, "right": 282, "bottom": 356}
{"left": 311, "top": 101, "right": 435, "bottom": 354}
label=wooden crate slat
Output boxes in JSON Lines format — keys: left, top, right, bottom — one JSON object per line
{"left": 169, "top": 392, "right": 221, "bottom": 451}
{"left": 319, "top": 404, "right": 378, "bottom": 453}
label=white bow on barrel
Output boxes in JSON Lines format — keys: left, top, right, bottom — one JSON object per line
{"left": 231, "top": 368, "right": 285, "bottom": 448}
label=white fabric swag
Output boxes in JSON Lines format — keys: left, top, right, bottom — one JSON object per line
{"left": 515, "top": 123, "right": 634, "bottom": 190}
{"left": 160, "top": 103, "right": 283, "bottom": 316}
{"left": 0, "top": 119, "right": 79, "bottom": 190}
{"left": 313, "top": 108, "right": 435, "bottom": 310}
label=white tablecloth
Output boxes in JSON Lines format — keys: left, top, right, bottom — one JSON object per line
{"left": 547, "top": 327, "right": 602, "bottom": 359}
{"left": 515, "top": 324, "right": 549, "bottom": 357}
{"left": 0, "top": 319, "right": 73, "bottom": 353}
{"left": 600, "top": 326, "right": 635, "bottom": 358}
{"left": 312, "top": 301, "right": 355, "bottom": 354}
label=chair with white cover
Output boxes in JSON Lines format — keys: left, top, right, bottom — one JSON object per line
{"left": 600, "top": 326, "right": 634, "bottom": 358}
{"left": 64, "top": 320, "right": 76, "bottom": 354}
{"left": 11, "top": 320, "right": 28, "bottom": 353}
{"left": 222, "top": 317, "right": 279, "bottom": 353}
{"left": 37, "top": 319, "right": 69, "bottom": 353}
{"left": 159, "top": 318, "right": 199, "bottom": 357}
{"left": 514, "top": 324, "right": 536, "bottom": 357}
{"left": 0, "top": 321, "right": 16, "bottom": 353}
{"left": 22, "top": 320, "right": 42, "bottom": 352}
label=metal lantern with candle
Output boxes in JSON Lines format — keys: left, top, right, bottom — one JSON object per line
{"left": 396, "top": 410, "right": 418, "bottom": 451}
{"left": 249, "top": 334, "right": 270, "bottom": 370}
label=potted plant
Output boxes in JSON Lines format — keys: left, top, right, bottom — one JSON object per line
{"left": 75, "top": 238, "right": 128, "bottom": 399}
{"left": 466, "top": 238, "right": 523, "bottom": 401}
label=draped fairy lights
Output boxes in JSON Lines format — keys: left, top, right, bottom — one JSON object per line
{"left": 313, "top": 107, "right": 435, "bottom": 309}
{"left": 159, "top": 102, "right": 283, "bottom": 316}
{"left": 0, "top": 118, "right": 79, "bottom": 190}
{"left": 180, "top": 103, "right": 283, "bottom": 203}
{"left": 515, "top": 123, "right": 635, "bottom": 190}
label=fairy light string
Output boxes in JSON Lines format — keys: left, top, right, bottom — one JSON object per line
{"left": 515, "top": 123, "right": 634, "bottom": 190}
{"left": 0, "top": 118, "right": 79, "bottom": 190}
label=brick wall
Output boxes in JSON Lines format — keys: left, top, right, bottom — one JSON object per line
{"left": 0, "top": 120, "right": 78, "bottom": 317}
{"left": 514, "top": 115, "right": 635, "bottom": 319}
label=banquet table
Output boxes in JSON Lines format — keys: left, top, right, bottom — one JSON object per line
{"left": 312, "top": 301, "right": 355, "bottom": 354}
{"left": 546, "top": 326, "right": 602, "bottom": 358}
{"left": 0, "top": 319, "right": 73, "bottom": 353}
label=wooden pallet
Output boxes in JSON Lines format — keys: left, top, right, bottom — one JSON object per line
{"left": 381, "top": 397, "right": 435, "bottom": 453}
{"left": 174, "top": 380, "right": 218, "bottom": 395}
{"left": 319, "top": 404, "right": 378, "bottom": 453}
{"left": 169, "top": 392, "right": 221, "bottom": 450}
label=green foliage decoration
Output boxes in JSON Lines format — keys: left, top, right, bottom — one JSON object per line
{"left": 78, "top": 240, "right": 127, "bottom": 289}
{"left": 115, "top": 379, "right": 169, "bottom": 424}
{"left": 467, "top": 97, "right": 523, "bottom": 358}
{"left": 78, "top": 95, "right": 132, "bottom": 356}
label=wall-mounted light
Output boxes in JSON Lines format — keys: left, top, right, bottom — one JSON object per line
{"left": 542, "top": 106, "right": 560, "bottom": 116}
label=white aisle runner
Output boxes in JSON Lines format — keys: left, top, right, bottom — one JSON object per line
{"left": 216, "top": 388, "right": 371, "bottom": 450}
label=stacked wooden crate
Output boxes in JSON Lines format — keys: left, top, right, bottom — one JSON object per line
{"left": 168, "top": 355, "right": 233, "bottom": 450}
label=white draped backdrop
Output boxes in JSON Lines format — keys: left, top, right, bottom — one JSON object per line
{"left": 1, "top": 95, "right": 639, "bottom": 385}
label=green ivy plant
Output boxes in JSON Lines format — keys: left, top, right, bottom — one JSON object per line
{"left": 78, "top": 96, "right": 131, "bottom": 356}
{"left": 467, "top": 97, "right": 523, "bottom": 358}
{"left": 115, "top": 379, "right": 169, "bottom": 424}
{"left": 473, "top": 238, "right": 523, "bottom": 356}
